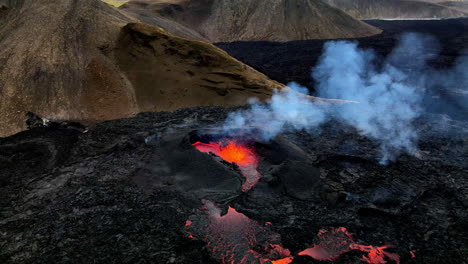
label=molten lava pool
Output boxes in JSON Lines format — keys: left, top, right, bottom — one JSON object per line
{"left": 191, "top": 141, "right": 402, "bottom": 264}
{"left": 192, "top": 140, "right": 261, "bottom": 192}
{"left": 184, "top": 201, "right": 293, "bottom": 264}
{"left": 299, "top": 227, "right": 400, "bottom": 264}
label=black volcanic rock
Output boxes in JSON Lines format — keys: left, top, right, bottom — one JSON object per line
{"left": 0, "top": 106, "right": 466, "bottom": 263}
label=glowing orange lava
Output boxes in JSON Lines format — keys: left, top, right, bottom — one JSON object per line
{"left": 353, "top": 245, "right": 400, "bottom": 264}
{"left": 184, "top": 201, "right": 293, "bottom": 264}
{"left": 270, "top": 256, "right": 294, "bottom": 264}
{"left": 299, "top": 227, "right": 400, "bottom": 264}
{"left": 190, "top": 141, "right": 403, "bottom": 264}
{"left": 192, "top": 140, "right": 261, "bottom": 192}
{"left": 193, "top": 141, "right": 257, "bottom": 167}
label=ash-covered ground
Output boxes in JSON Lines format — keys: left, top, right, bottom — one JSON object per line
{"left": 0, "top": 107, "right": 466, "bottom": 264}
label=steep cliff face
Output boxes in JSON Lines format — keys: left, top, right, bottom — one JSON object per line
{"left": 0, "top": 0, "right": 283, "bottom": 136}
{"left": 120, "top": 0, "right": 381, "bottom": 42}
{"left": 323, "top": 0, "right": 468, "bottom": 19}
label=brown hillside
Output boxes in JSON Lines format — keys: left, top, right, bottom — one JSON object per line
{"left": 120, "top": 0, "right": 381, "bottom": 42}
{"left": 0, "top": 0, "right": 283, "bottom": 136}
{"left": 439, "top": 1, "right": 468, "bottom": 12}
{"left": 323, "top": 0, "right": 468, "bottom": 19}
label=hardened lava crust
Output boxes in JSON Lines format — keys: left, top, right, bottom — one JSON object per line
{"left": 0, "top": 106, "right": 466, "bottom": 264}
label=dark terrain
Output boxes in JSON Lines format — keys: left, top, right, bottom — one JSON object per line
{"left": 1, "top": 12, "right": 467, "bottom": 264}
{"left": 216, "top": 18, "right": 468, "bottom": 120}
{"left": 0, "top": 108, "right": 466, "bottom": 264}
{"left": 217, "top": 18, "right": 468, "bottom": 88}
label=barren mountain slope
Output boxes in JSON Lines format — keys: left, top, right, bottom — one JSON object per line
{"left": 120, "top": 0, "right": 381, "bottom": 42}
{"left": 113, "top": 23, "right": 284, "bottom": 114}
{"left": 439, "top": 1, "right": 468, "bottom": 12}
{"left": 0, "top": 0, "right": 283, "bottom": 136}
{"left": 323, "top": 0, "right": 468, "bottom": 19}
{"left": 119, "top": 3, "right": 208, "bottom": 41}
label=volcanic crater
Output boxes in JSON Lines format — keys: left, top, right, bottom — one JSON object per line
{"left": 0, "top": 107, "right": 466, "bottom": 264}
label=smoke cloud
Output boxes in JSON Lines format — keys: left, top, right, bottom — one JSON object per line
{"left": 223, "top": 84, "right": 326, "bottom": 141}
{"left": 223, "top": 33, "right": 467, "bottom": 164}
{"left": 313, "top": 33, "right": 435, "bottom": 163}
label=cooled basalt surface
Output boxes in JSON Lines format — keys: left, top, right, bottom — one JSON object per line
{"left": 0, "top": 107, "right": 466, "bottom": 263}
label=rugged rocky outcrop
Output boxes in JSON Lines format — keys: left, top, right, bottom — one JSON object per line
{"left": 120, "top": 0, "right": 381, "bottom": 42}
{"left": 323, "top": 0, "right": 468, "bottom": 19}
{"left": 0, "top": 0, "right": 284, "bottom": 137}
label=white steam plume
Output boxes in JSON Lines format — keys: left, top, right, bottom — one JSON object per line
{"left": 223, "top": 84, "right": 326, "bottom": 141}
{"left": 223, "top": 33, "right": 467, "bottom": 164}
{"left": 314, "top": 33, "right": 435, "bottom": 163}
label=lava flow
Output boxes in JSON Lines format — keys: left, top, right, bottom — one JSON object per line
{"left": 184, "top": 201, "right": 293, "bottom": 264}
{"left": 298, "top": 227, "right": 400, "bottom": 264}
{"left": 193, "top": 140, "right": 261, "bottom": 192}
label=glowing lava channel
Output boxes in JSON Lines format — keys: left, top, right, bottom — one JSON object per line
{"left": 298, "top": 227, "right": 400, "bottom": 264}
{"left": 193, "top": 141, "right": 261, "bottom": 192}
{"left": 184, "top": 201, "right": 293, "bottom": 264}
